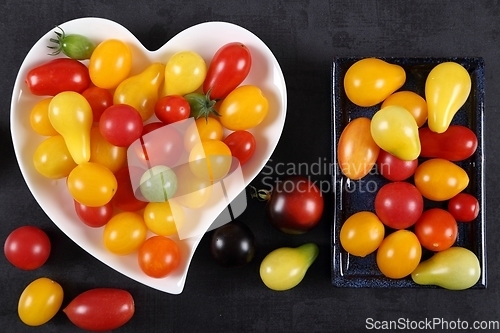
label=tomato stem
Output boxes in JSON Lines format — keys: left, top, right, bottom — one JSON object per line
{"left": 248, "top": 185, "right": 271, "bottom": 201}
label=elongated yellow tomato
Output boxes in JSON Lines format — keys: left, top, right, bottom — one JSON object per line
{"left": 219, "top": 85, "right": 269, "bottom": 131}
{"left": 18, "top": 277, "right": 63, "bottom": 326}
{"left": 425, "top": 62, "right": 471, "bottom": 133}
{"left": 344, "top": 58, "right": 406, "bottom": 107}
{"left": 381, "top": 91, "right": 428, "bottom": 127}
{"left": 340, "top": 211, "right": 385, "bottom": 257}
{"left": 414, "top": 158, "right": 469, "bottom": 201}
{"left": 103, "top": 212, "right": 148, "bottom": 255}
{"left": 89, "top": 126, "right": 126, "bottom": 173}
{"left": 89, "top": 39, "right": 132, "bottom": 89}
{"left": 67, "top": 162, "right": 117, "bottom": 207}
{"left": 376, "top": 230, "right": 422, "bottom": 279}
{"left": 114, "top": 62, "right": 165, "bottom": 121}
{"left": 163, "top": 51, "right": 206, "bottom": 96}
{"left": 260, "top": 243, "right": 318, "bottom": 291}
{"left": 30, "top": 98, "right": 58, "bottom": 136}
{"left": 33, "top": 135, "right": 77, "bottom": 179}
{"left": 188, "top": 140, "right": 232, "bottom": 182}
{"left": 370, "top": 105, "right": 421, "bottom": 161}
{"left": 48, "top": 91, "right": 93, "bottom": 164}
{"left": 338, "top": 117, "right": 380, "bottom": 180}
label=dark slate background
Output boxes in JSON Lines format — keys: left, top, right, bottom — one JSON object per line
{"left": 1, "top": 1, "right": 499, "bottom": 332}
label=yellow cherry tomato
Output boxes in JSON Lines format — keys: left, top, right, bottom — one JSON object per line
{"left": 376, "top": 230, "right": 422, "bottom": 279}
{"left": 381, "top": 91, "right": 428, "bottom": 127}
{"left": 144, "top": 200, "right": 185, "bottom": 236}
{"left": 89, "top": 39, "right": 133, "bottom": 89}
{"left": 338, "top": 117, "right": 380, "bottom": 180}
{"left": 173, "top": 163, "right": 213, "bottom": 209}
{"left": 184, "top": 117, "right": 224, "bottom": 151}
{"left": 18, "top": 277, "right": 63, "bottom": 326}
{"left": 414, "top": 158, "right": 469, "bottom": 201}
{"left": 33, "top": 135, "right": 77, "bottom": 179}
{"left": 48, "top": 91, "right": 93, "bottom": 164}
{"left": 103, "top": 212, "right": 148, "bottom": 255}
{"left": 189, "top": 140, "right": 232, "bottom": 182}
{"left": 344, "top": 58, "right": 406, "bottom": 107}
{"left": 219, "top": 85, "right": 269, "bottom": 131}
{"left": 340, "top": 211, "right": 385, "bottom": 257}
{"left": 163, "top": 51, "right": 206, "bottom": 96}
{"left": 426, "top": 62, "right": 471, "bottom": 133}
{"left": 370, "top": 105, "right": 421, "bottom": 161}
{"left": 67, "top": 162, "right": 117, "bottom": 207}
{"left": 30, "top": 98, "right": 58, "bottom": 136}
{"left": 114, "top": 62, "right": 165, "bottom": 121}
{"left": 89, "top": 126, "right": 126, "bottom": 173}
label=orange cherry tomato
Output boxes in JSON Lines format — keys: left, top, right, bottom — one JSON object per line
{"left": 381, "top": 90, "right": 428, "bottom": 127}
{"left": 376, "top": 230, "right": 422, "bottom": 279}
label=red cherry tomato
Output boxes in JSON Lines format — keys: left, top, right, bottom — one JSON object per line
{"left": 63, "top": 288, "right": 134, "bottom": 331}
{"left": 374, "top": 181, "right": 423, "bottom": 229}
{"left": 4, "top": 226, "right": 51, "bottom": 270}
{"left": 141, "top": 121, "right": 165, "bottom": 136}
{"left": 140, "top": 125, "right": 183, "bottom": 168}
{"left": 376, "top": 149, "right": 418, "bottom": 181}
{"left": 203, "top": 42, "right": 252, "bottom": 99}
{"left": 112, "top": 166, "right": 148, "bottom": 212}
{"left": 74, "top": 200, "right": 114, "bottom": 228}
{"left": 25, "top": 58, "right": 91, "bottom": 96}
{"left": 448, "top": 193, "right": 480, "bottom": 222}
{"left": 414, "top": 208, "right": 458, "bottom": 251}
{"left": 99, "top": 104, "right": 143, "bottom": 147}
{"left": 154, "top": 95, "right": 190, "bottom": 124}
{"left": 138, "top": 236, "right": 180, "bottom": 278}
{"left": 223, "top": 130, "right": 256, "bottom": 166}
{"left": 266, "top": 176, "right": 324, "bottom": 234}
{"left": 81, "top": 86, "right": 113, "bottom": 122}
{"left": 419, "top": 125, "right": 478, "bottom": 161}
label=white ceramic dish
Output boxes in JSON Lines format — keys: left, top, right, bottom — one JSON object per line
{"left": 10, "top": 17, "right": 287, "bottom": 294}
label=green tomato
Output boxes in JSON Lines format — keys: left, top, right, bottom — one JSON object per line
{"left": 48, "top": 26, "right": 96, "bottom": 60}
{"left": 139, "top": 165, "right": 178, "bottom": 202}
{"left": 260, "top": 243, "right": 318, "bottom": 291}
{"left": 18, "top": 277, "right": 64, "bottom": 326}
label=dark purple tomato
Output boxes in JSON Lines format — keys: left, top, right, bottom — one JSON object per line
{"left": 266, "top": 175, "right": 324, "bottom": 234}
{"left": 210, "top": 221, "right": 255, "bottom": 267}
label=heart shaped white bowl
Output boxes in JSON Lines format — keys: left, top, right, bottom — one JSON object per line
{"left": 10, "top": 17, "right": 287, "bottom": 294}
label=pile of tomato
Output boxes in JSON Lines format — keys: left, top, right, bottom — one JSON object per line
{"left": 337, "top": 57, "right": 481, "bottom": 289}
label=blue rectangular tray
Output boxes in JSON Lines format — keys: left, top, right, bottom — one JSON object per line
{"left": 331, "top": 57, "right": 486, "bottom": 288}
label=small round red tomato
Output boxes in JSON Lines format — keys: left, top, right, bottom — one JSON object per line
{"left": 414, "top": 208, "right": 458, "bottom": 252}
{"left": 112, "top": 166, "right": 148, "bottom": 212}
{"left": 141, "top": 122, "right": 165, "bottom": 136}
{"left": 374, "top": 181, "right": 423, "bottom": 229}
{"left": 82, "top": 86, "right": 113, "bottom": 122}
{"left": 74, "top": 200, "right": 114, "bottom": 228}
{"left": 223, "top": 130, "right": 256, "bottom": 166}
{"left": 448, "top": 193, "right": 480, "bottom": 222}
{"left": 4, "top": 226, "right": 51, "bottom": 270}
{"left": 203, "top": 42, "right": 252, "bottom": 100}
{"left": 99, "top": 104, "right": 143, "bottom": 147}
{"left": 138, "top": 236, "right": 180, "bottom": 278}
{"left": 376, "top": 149, "right": 418, "bottom": 181}
{"left": 338, "top": 117, "right": 380, "bottom": 180}
{"left": 376, "top": 230, "right": 422, "bottom": 279}
{"left": 155, "top": 95, "right": 190, "bottom": 124}
{"left": 266, "top": 176, "right": 324, "bottom": 234}
{"left": 141, "top": 125, "right": 183, "bottom": 168}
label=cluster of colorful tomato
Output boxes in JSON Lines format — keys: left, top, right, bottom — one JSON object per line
{"left": 26, "top": 27, "right": 269, "bottom": 280}
{"left": 337, "top": 58, "right": 481, "bottom": 290}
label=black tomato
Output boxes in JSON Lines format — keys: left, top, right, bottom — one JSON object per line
{"left": 210, "top": 221, "right": 256, "bottom": 267}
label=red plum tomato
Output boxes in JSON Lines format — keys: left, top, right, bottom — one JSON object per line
{"left": 419, "top": 125, "right": 478, "bottom": 161}
{"left": 448, "top": 193, "right": 480, "bottom": 222}
{"left": 374, "top": 181, "right": 423, "bottom": 229}
{"left": 4, "top": 226, "right": 51, "bottom": 270}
